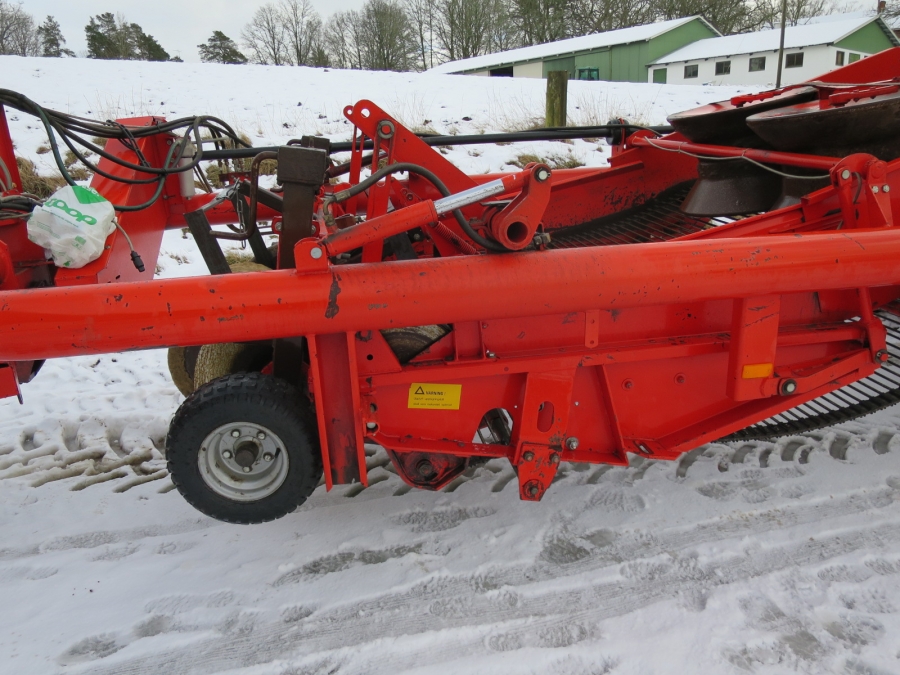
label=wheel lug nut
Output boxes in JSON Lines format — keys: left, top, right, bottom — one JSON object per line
{"left": 257, "top": 431, "right": 266, "bottom": 440}
{"left": 231, "top": 429, "right": 241, "bottom": 438}
{"left": 242, "top": 466, "right": 252, "bottom": 473}
{"left": 222, "top": 450, "right": 233, "bottom": 459}
{"left": 263, "top": 453, "right": 274, "bottom": 462}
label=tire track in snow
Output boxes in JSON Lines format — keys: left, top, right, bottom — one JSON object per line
{"left": 0, "top": 518, "right": 214, "bottom": 562}
{"left": 69, "top": 489, "right": 900, "bottom": 675}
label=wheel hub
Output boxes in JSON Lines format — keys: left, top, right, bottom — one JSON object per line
{"left": 198, "top": 422, "right": 288, "bottom": 502}
{"left": 233, "top": 441, "right": 259, "bottom": 468}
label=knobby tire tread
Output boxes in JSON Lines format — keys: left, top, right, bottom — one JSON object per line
{"left": 166, "top": 372, "right": 322, "bottom": 524}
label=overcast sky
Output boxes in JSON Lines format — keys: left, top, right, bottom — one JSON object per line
{"left": 23, "top": 0, "right": 365, "bottom": 62}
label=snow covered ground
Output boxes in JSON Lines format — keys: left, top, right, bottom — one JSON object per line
{"left": 2, "top": 56, "right": 900, "bottom": 675}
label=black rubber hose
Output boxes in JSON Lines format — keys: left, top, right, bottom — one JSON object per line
{"left": 327, "top": 161, "right": 509, "bottom": 252}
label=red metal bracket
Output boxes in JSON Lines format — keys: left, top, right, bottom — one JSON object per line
{"left": 517, "top": 443, "right": 560, "bottom": 501}
{"left": 730, "top": 84, "right": 804, "bottom": 107}
{"left": 828, "top": 85, "right": 899, "bottom": 107}
{"left": 727, "top": 295, "right": 780, "bottom": 402}
{"left": 831, "top": 154, "right": 893, "bottom": 229}
{"left": 487, "top": 163, "right": 552, "bottom": 250}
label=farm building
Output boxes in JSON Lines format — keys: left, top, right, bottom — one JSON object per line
{"left": 429, "top": 16, "right": 719, "bottom": 82}
{"left": 648, "top": 13, "right": 899, "bottom": 85}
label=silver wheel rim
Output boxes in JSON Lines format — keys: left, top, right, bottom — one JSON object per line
{"left": 198, "top": 422, "right": 289, "bottom": 502}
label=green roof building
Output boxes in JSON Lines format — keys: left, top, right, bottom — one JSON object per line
{"left": 429, "top": 16, "right": 720, "bottom": 82}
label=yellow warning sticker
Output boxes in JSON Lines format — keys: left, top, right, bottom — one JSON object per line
{"left": 408, "top": 383, "right": 462, "bottom": 410}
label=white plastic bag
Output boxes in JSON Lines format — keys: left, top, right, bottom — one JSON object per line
{"left": 27, "top": 185, "right": 116, "bottom": 268}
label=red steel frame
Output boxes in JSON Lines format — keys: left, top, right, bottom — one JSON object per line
{"left": 2, "top": 50, "right": 900, "bottom": 501}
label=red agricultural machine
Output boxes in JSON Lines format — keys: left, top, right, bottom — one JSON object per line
{"left": 2, "top": 51, "right": 900, "bottom": 523}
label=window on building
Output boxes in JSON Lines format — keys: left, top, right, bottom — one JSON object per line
{"left": 849, "top": 53, "right": 860, "bottom": 63}
{"left": 715, "top": 60, "right": 731, "bottom": 75}
{"left": 835, "top": 50, "right": 845, "bottom": 66}
{"left": 684, "top": 64, "right": 698, "bottom": 78}
{"left": 785, "top": 52, "right": 804, "bottom": 68}
{"left": 577, "top": 68, "right": 599, "bottom": 80}
{"left": 652, "top": 68, "right": 667, "bottom": 84}
{"left": 489, "top": 66, "right": 513, "bottom": 77}
{"left": 749, "top": 56, "right": 766, "bottom": 72}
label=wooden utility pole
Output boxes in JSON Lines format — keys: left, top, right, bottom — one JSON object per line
{"left": 775, "top": 0, "right": 788, "bottom": 88}
{"left": 545, "top": 71, "right": 568, "bottom": 128}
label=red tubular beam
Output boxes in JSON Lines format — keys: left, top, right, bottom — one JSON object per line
{"left": 323, "top": 200, "right": 437, "bottom": 257}
{"left": 632, "top": 136, "right": 841, "bottom": 171}
{"left": 1, "top": 229, "right": 900, "bottom": 361}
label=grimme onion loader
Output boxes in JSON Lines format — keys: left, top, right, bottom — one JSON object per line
{"left": 2, "top": 51, "right": 900, "bottom": 523}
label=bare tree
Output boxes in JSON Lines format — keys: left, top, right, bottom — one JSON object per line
{"left": 434, "top": 0, "right": 496, "bottom": 61}
{"left": 568, "top": 0, "right": 654, "bottom": 34}
{"left": 324, "top": 10, "right": 363, "bottom": 68}
{"left": 242, "top": 3, "right": 287, "bottom": 65}
{"left": 754, "top": 0, "right": 833, "bottom": 28}
{"left": 486, "top": 0, "right": 519, "bottom": 53}
{"left": 359, "top": 0, "right": 415, "bottom": 70}
{"left": 405, "top": 0, "right": 437, "bottom": 70}
{"left": 280, "top": 0, "right": 324, "bottom": 66}
{"left": 0, "top": 1, "right": 40, "bottom": 56}
{"left": 508, "top": 0, "right": 570, "bottom": 46}
{"left": 325, "top": 0, "right": 414, "bottom": 71}
{"left": 652, "top": 0, "right": 760, "bottom": 34}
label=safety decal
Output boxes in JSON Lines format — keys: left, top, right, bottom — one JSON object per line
{"left": 407, "top": 383, "right": 462, "bottom": 410}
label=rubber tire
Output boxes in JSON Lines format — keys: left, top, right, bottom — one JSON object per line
{"left": 166, "top": 372, "right": 322, "bottom": 524}
{"left": 167, "top": 347, "right": 194, "bottom": 397}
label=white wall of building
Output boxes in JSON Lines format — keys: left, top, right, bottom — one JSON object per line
{"left": 649, "top": 45, "right": 869, "bottom": 86}
{"left": 513, "top": 61, "right": 544, "bottom": 78}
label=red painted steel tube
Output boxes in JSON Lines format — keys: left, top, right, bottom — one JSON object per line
{"left": 323, "top": 200, "right": 437, "bottom": 257}
{"left": 632, "top": 136, "right": 840, "bottom": 171}
{"left": 1, "top": 228, "right": 900, "bottom": 361}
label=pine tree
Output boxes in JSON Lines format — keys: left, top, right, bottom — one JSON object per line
{"left": 85, "top": 13, "right": 171, "bottom": 61}
{"left": 198, "top": 31, "right": 248, "bottom": 64}
{"left": 130, "top": 24, "right": 170, "bottom": 61}
{"left": 85, "top": 13, "right": 122, "bottom": 59}
{"left": 36, "top": 16, "right": 74, "bottom": 57}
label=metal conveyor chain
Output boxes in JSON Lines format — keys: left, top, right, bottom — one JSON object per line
{"left": 547, "top": 183, "right": 742, "bottom": 249}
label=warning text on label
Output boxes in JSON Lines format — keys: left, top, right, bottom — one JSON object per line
{"left": 407, "top": 382, "right": 462, "bottom": 410}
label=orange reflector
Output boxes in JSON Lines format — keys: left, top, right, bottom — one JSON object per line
{"left": 742, "top": 363, "right": 774, "bottom": 379}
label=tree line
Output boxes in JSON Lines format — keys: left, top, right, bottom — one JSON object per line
{"left": 0, "top": 3, "right": 177, "bottom": 61}
{"left": 0, "top": 0, "right": 879, "bottom": 70}
{"left": 239, "top": 0, "right": 858, "bottom": 72}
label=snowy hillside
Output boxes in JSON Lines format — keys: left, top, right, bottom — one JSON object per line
{"left": 2, "top": 56, "right": 900, "bottom": 675}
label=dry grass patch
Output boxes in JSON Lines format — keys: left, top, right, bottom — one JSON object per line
{"left": 508, "top": 150, "right": 585, "bottom": 170}
{"left": 15, "top": 157, "right": 67, "bottom": 198}
{"left": 223, "top": 249, "right": 255, "bottom": 265}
